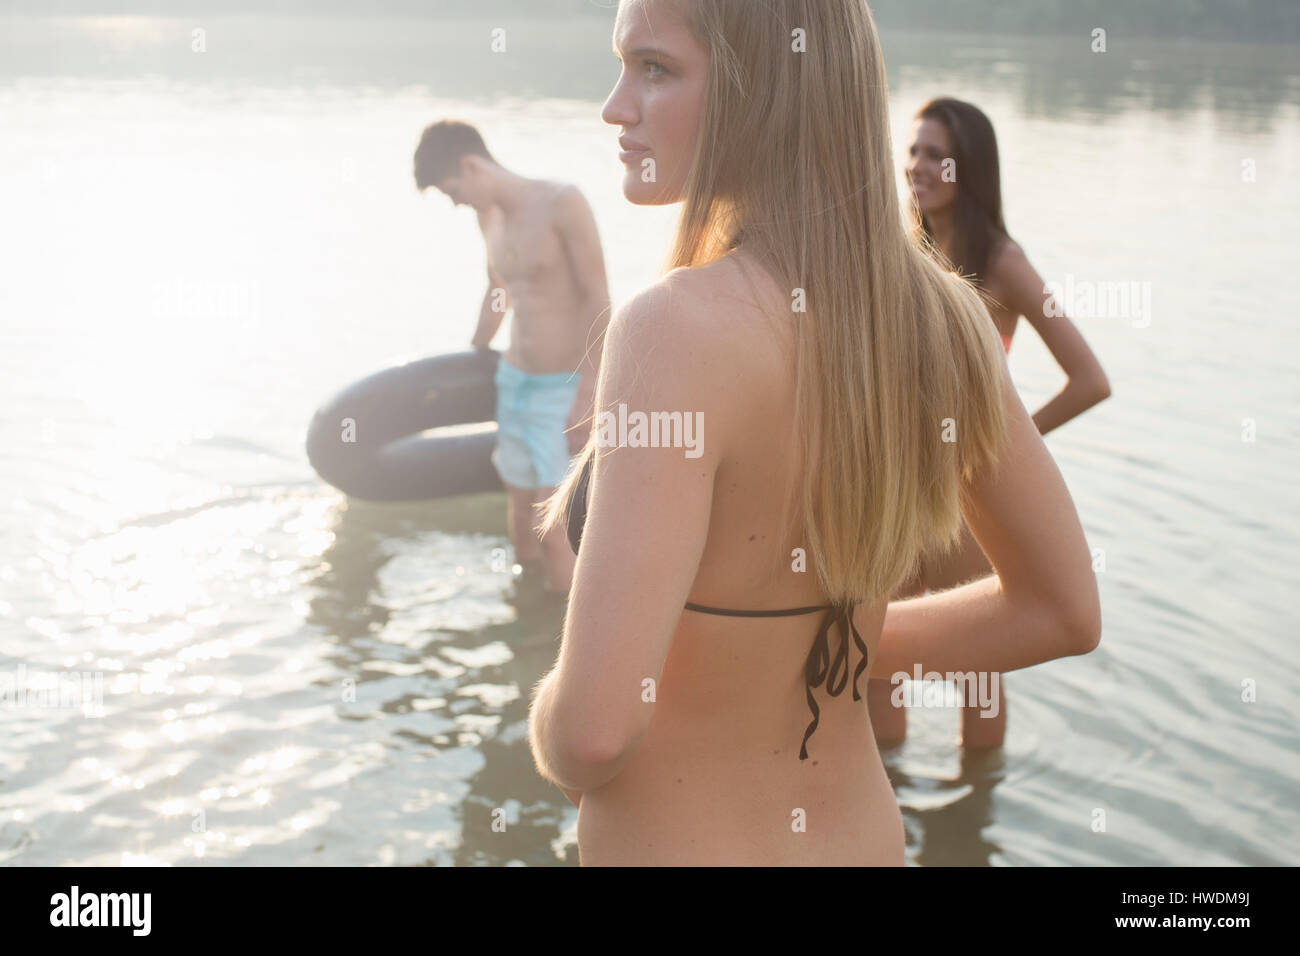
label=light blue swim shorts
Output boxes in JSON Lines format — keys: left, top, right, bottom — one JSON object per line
{"left": 492, "top": 357, "right": 581, "bottom": 490}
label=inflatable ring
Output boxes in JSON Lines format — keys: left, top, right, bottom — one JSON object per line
{"left": 306, "top": 348, "right": 504, "bottom": 501}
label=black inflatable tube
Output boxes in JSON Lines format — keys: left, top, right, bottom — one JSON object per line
{"left": 306, "top": 348, "right": 506, "bottom": 501}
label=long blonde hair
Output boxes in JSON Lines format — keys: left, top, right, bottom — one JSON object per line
{"left": 541, "top": 0, "right": 1007, "bottom": 606}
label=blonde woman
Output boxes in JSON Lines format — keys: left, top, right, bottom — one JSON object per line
{"left": 526, "top": 0, "right": 1100, "bottom": 866}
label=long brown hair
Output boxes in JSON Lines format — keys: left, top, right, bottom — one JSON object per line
{"left": 542, "top": 0, "right": 1008, "bottom": 606}
{"left": 911, "top": 97, "right": 1009, "bottom": 286}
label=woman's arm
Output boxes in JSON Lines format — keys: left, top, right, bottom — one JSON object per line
{"left": 871, "top": 356, "right": 1101, "bottom": 680}
{"left": 992, "top": 243, "right": 1110, "bottom": 435}
{"left": 528, "top": 276, "right": 728, "bottom": 793}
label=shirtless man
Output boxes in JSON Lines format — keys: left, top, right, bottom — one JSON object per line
{"left": 413, "top": 120, "right": 611, "bottom": 593}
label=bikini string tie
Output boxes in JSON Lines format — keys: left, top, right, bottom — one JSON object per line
{"left": 799, "top": 600, "right": 868, "bottom": 761}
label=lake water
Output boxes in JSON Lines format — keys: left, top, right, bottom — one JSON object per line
{"left": 2, "top": 14, "right": 1297, "bottom": 866}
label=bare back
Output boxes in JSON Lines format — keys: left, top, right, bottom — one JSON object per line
{"left": 576, "top": 251, "right": 903, "bottom": 865}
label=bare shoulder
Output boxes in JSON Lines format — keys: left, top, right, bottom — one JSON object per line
{"left": 604, "top": 265, "right": 753, "bottom": 392}
{"left": 550, "top": 180, "right": 583, "bottom": 201}
{"left": 623, "top": 258, "right": 781, "bottom": 389}
{"left": 612, "top": 266, "right": 727, "bottom": 350}
{"left": 544, "top": 180, "right": 589, "bottom": 212}
{"left": 983, "top": 236, "right": 1042, "bottom": 310}
{"left": 987, "top": 236, "right": 1034, "bottom": 282}
{"left": 600, "top": 270, "right": 749, "bottom": 458}
{"left": 669, "top": 254, "right": 785, "bottom": 335}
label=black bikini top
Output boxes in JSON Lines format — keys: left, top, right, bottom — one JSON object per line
{"left": 564, "top": 453, "right": 867, "bottom": 761}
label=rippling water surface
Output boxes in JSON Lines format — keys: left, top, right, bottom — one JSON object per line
{"left": 2, "top": 15, "right": 1298, "bottom": 865}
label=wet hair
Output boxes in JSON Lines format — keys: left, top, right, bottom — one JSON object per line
{"left": 911, "top": 97, "right": 1009, "bottom": 286}
{"left": 413, "top": 120, "right": 496, "bottom": 190}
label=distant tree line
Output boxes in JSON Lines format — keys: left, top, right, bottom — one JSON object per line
{"left": 5, "top": 0, "right": 1297, "bottom": 43}
{"left": 867, "top": 0, "right": 1300, "bottom": 43}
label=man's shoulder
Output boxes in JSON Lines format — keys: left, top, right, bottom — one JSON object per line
{"left": 540, "top": 181, "right": 591, "bottom": 216}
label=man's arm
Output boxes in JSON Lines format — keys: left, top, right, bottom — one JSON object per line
{"left": 472, "top": 264, "right": 509, "bottom": 348}
{"left": 553, "top": 186, "right": 612, "bottom": 450}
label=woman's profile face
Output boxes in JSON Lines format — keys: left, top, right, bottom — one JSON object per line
{"left": 602, "top": 0, "right": 709, "bottom": 205}
{"left": 905, "top": 117, "right": 959, "bottom": 215}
